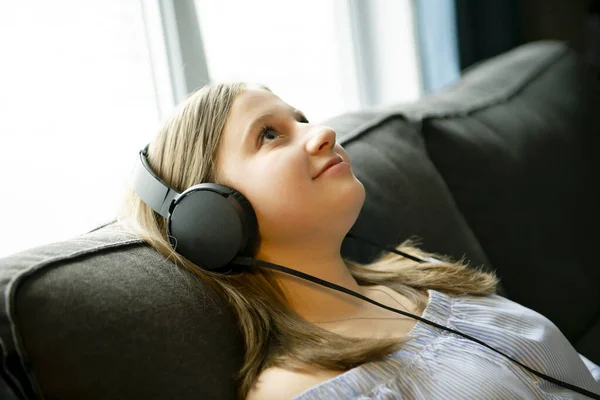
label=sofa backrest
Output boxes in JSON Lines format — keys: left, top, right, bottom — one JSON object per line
{"left": 403, "top": 41, "right": 600, "bottom": 358}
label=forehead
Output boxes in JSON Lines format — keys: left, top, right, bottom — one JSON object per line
{"left": 228, "top": 87, "right": 287, "bottom": 125}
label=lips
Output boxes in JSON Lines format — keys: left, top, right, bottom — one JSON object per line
{"left": 314, "top": 155, "right": 344, "bottom": 179}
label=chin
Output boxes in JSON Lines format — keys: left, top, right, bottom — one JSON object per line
{"left": 349, "top": 174, "right": 366, "bottom": 200}
{"left": 335, "top": 177, "right": 366, "bottom": 222}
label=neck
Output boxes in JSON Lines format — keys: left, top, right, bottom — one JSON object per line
{"left": 255, "top": 239, "right": 370, "bottom": 322}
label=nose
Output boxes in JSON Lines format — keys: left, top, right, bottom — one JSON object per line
{"left": 305, "top": 125, "right": 337, "bottom": 154}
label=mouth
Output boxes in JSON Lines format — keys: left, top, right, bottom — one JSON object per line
{"left": 314, "top": 155, "right": 344, "bottom": 179}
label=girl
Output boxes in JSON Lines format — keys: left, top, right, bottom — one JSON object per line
{"left": 118, "top": 82, "right": 600, "bottom": 399}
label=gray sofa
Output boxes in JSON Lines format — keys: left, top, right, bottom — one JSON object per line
{"left": 1, "top": 41, "right": 599, "bottom": 400}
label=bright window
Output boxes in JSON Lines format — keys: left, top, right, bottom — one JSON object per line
{"left": 0, "top": 1, "right": 159, "bottom": 257}
{"left": 0, "top": 0, "right": 424, "bottom": 258}
{"left": 195, "top": 0, "right": 357, "bottom": 123}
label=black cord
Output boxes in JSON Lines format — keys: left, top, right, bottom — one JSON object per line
{"left": 345, "top": 232, "right": 426, "bottom": 262}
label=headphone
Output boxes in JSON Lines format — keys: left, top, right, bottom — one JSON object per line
{"left": 131, "top": 144, "right": 599, "bottom": 399}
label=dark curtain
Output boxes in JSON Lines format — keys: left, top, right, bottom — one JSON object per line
{"left": 454, "top": 0, "right": 523, "bottom": 70}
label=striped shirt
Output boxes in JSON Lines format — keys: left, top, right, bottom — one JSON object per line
{"left": 293, "top": 290, "right": 600, "bottom": 399}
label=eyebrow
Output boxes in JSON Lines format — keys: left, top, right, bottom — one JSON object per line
{"left": 242, "top": 107, "right": 308, "bottom": 147}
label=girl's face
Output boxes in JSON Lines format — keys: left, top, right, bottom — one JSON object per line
{"left": 215, "top": 87, "right": 365, "bottom": 249}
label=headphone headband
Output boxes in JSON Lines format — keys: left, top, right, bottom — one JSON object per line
{"left": 131, "top": 145, "right": 180, "bottom": 218}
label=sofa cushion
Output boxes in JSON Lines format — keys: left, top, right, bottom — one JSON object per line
{"left": 0, "top": 224, "right": 244, "bottom": 400}
{"left": 400, "top": 41, "right": 600, "bottom": 362}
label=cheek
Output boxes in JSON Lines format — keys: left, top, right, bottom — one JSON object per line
{"left": 253, "top": 165, "right": 311, "bottom": 208}
{"left": 245, "top": 158, "right": 314, "bottom": 221}
{"left": 256, "top": 150, "right": 308, "bottom": 187}
{"left": 249, "top": 184, "right": 314, "bottom": 241}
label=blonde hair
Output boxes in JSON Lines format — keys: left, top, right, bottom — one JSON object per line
{"left": 117, "top": 82, "right": 499, "bottom": 399}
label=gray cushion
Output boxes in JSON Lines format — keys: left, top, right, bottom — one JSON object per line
{"left": 1, "top": 224, "right": 244, "bottom": 399}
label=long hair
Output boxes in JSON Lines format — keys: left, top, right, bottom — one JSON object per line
{"left": 117, "top": 82, "right": 499, "bottom": 399}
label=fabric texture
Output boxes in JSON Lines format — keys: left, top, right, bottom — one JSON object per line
{"left": 293, "top": 290, "right": 600, "bottom": 400}
{"left": 403, "top": 41, "right": 600, "bottom": 358}
{"left": 1, "top": 224, "right": 244, "bottom": 400}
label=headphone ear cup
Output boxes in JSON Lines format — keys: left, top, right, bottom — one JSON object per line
{"left": 167, "top": 186, "right": 245, "bottom": 271}
{"left": 167, "top": 184, "right": 258, "bottom": 272}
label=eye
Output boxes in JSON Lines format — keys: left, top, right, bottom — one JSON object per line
{"left": 258, "top": 124, "right": 279, "bottom": 147}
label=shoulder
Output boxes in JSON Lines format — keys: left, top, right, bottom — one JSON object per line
{"left": 246, "top": 366, "right": 341, "bottom": 400}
